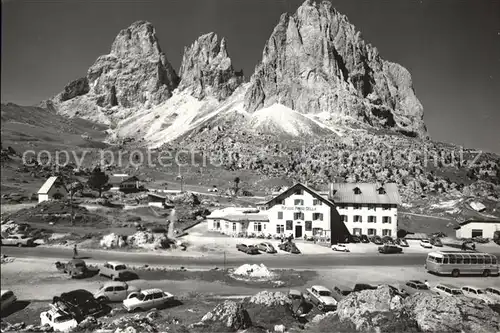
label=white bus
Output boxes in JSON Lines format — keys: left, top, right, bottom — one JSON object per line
{"left": 425, "top": 251, "right": 499, "bottom": 277}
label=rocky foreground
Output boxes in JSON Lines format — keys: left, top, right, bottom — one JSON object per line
{"left": 2, "top": 286, "right": 498, "bottom": 333}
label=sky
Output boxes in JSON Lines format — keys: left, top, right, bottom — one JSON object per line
{"left": 2, "top": 0, "right": 499, "bottom": 153}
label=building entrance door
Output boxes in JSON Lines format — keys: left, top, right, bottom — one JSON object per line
{"left": 295, "top": 225, "right": 303, "bottom": 238}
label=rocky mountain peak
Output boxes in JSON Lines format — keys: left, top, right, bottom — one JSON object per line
{"left": 244, "top": 0, "right": 427, "bottom": 138}
{"left": 178, "top": 32, "right": 244, "bottom": 101}
{"left": 49, "top": 20, "right": 179, "bottom": 118}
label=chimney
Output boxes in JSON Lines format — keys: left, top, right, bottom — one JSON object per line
{"left": 329, "top": 183, "right": 334, "bottom": 198}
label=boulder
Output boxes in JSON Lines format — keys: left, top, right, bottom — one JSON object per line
{"left": 242, "top": 291, "right": 297, "bottom": 331}
{"left": 198, "top": 300, "right": 252, "bottom": 331}
{"left": 404, "top": 293, "right": 500, "bottom": 332}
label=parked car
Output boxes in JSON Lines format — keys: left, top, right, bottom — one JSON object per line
{"left": 305, "top": 285, "right": 337, "bottom": 311}
{"left": 370, "top": 236, "right": 383, "bottom": 245}
{"left": 461, "top": 286, "right": 496, "bottom": 304}
{"left": 1, "top": 290, "right": 17, "bottom": 312}
{"left": 331, "top": 285, "right": 353, "bottom": 302}
{"left": 99, "top": 262, "right": 135, "bottom": 281}
{"left": 382, "top": 236, "right": 395, "bottom": 245}
{"left": 52, "top": 289, "right": 107, "bottom": 322}
{"left": 378, "top": 244, "right": 403, "bottom": 254}
{"left": 351, "top": 236, "right": 361, "bottom": 243}
{"left": 122, "top": 288, "right": 175, "bottom": 312}
{"left": 40, "top": 304, "right": 78, "bottom": 332}
{"left": 55, "top": 259, "right": 89, "bottom": 279}
{"left": 94, "top": 281, "right": 140, "bottom": 303}
{"left": 236, "top": 244, "right": 260, "bottom": 254}
{"left": 400, "top": 280, "right": 434, "bottom": 296}
{"left": 331, "top": 244, "right": 350, "bottom": 252}
{"left": 278, "top": 242, "right": 301, "bottom": 254}
{"left": 430, "top": 238, "right": 443, "bottom": 247}
{"left": 287, "top": 289, "right": 309, "bottom": 318}
{"left": 420, "top": 239, "right": 433, "bottom": 249}
{"left": 360, "top": 235, "right": 370, "bottom": 243}
{"left": 1, "top": 234, "right": 34, "bottom": 247}
{"left": 432, "top": 284, "right": 463, "bottom": 297}
{"left": 395, "top": 238, "right": 409, "bottom": 247}
{"left": 256, "top": 242, "right": 277, "bottom": 254}
{"left": 353, "top": 284, "right": 378, "bottom": 292}
{"left": 485, "top": 287, "right": 500, "bottom": 303}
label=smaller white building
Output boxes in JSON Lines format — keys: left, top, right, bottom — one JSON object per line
{"left": 206, "top": 207, "right": 269, "bottom": 236}
{"left": 455, "top": 220, "right": 500, "bottom": 239}
{"left": 37, "top": 176, "right": 68, "bottom": 203}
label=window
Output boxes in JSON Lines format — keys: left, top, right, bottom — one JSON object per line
{"left": 214, "top": 220, "right": 220, "bottom": 229}
{"left": 485, "top": 257, "right": 491, "bottom": 265}
{"left": 449, "top": 255, "right": 456, "bottom": 264}
{"left": 277, "top": 211, "right": 283, "bottom": 219}
{"left": 353, "top": 204, "right": 362, "bottom": 210}
{"left": 368, "top": 216, "right": 376, "bottom": 223}
{"left": 493, "top": 257, "right": 497, "bottom": 265}
{"left": 382, "top": 229, "right": 391, "bottom": 236}
{"left": 340, "top": 215, "right": 348, "bottom": 223}
{"left": 367, "top": 228, "right": 376, "bottom": 235}
{"left": 470, "top": 255, "right": 478, "bottom": 264}
{"left": 471, "top": 229, "right": 483, "bottom": 238}
{"left": 368, "top": 204, "right": 376, "bottom": 210}
{"left": 232, "top": 223, "right": 237, "bottom": 232}
{"left": 294, "top": 212, "right": 304, "bottom": 220}
{"left": 276, "top": 224, "right": 284, "bottom": 234}
{"left": 377, "top": 187, "right": 386, "bottom": 194}
{"left": 313, "top": 199, "right": 322, "bottom": 206}
{"left": 353, "top": 187, "right": 362, "bottom": 195}
{"left": 286, "top": 220, "right": 293, "bottom": 230}
{"left": 115, "top": 286, "right": 125, "bottom": 292}
{"left": 382, "top": 216, "right": 391, "bottom": 224}
{"left": 294, "top": 199, "right": 304, "bottom": 206}
{"left": 296, "top": 189, "right": 304, "bottom": 195}
{"left": 104, "top": 287, "right": 114, "bottom": 292}
{"left": 313, "top": 213, "right": 323, "bottom": 221}
{"left": 477, "top": 257, "right": 484, "bottom": 264}
{"left": 382, "top": 205, "right": 391, "bottom": 211}
{"left": 353, "top": 228, "right": 362, "bottom": 235}
{"left": 254, "top": 222, "right": 262, "bottom": 232}
{"left": 443, "top": 258, "right": 448, "bottom": 264}
{"left": 463, "top": 258, "right": 470, "bottom": 264}
{"left": 456, "top": 256, "right": 463, "bottom": 264}
{"left": 353, "top": 215, "right": 362, "bottom": 223}
{"left": 305, "top": 221, "right": 312, "bottom": 231}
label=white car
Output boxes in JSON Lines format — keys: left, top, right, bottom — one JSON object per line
{"left": 462, "top": 286, "right": 496, "bottom": 304}
{"left": 1, "top": 290, "right": 17, "bottom": 312}
{"left": 40, "top": 304, "right": 78, "bottom": 332}
{"left": 420, "top": 239, "right": 433, "bottom": 249}
{"left": 331, "top": 244, "right": 350, "bottom": 252}
{"left": 122, "top": 288, "right": 175, "bottom": 312}
{"left": 305, "top": 285, "right": 338, "bottom": 311}
{"left": 432, "top": 284, "right": 463, "bottom": 297}
{"left": 485, "top": 287, "right": 500, "bottom": 303}
{"left": 94, "top": 281, "right": 140, "bottom": 303}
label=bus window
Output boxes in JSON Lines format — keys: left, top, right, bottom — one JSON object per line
{"left": 471, "top": 256, "right": 478, "bottom": 264}
{"left": 477, "top": 257, "right": 484, "bottom": 264}
{"left": 449, "top": 255, "right": 456, "bottom": 264}
{"left": 456, "top": 256, "right": 463, "bottom": 264}
{"left": 492, "top": 258, "right": 497, "bottom": 265}
{"left": 435, "top": 258, "right": 443, "bottom": 264}
{"left": 484, "top": 257, "right": 491, "bottom": 265}
{"left": 463, "top": 258, "right": 470, "bottom": 264}
{"left": 443, "top": 258, "right": 449, "bottom": 264}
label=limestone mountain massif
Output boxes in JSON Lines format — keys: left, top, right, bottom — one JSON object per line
{"left": 39, "top": 0, "right": 427, "bottom": 142}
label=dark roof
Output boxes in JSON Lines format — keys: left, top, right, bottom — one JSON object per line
{"left": 329, "top": 183, "right": 401, "bottom": 205}
{"left": 109, "top": 175, "right": 139, "bottom": 185}
{"left": 264, "top": 183, "right": 336, "bottom": 208}
{"left": 454, "top": 219, "right": 500, "bottom": 229}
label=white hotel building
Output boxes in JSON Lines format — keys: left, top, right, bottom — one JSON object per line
{"left": 206, "top": 182, "right": 400, "bottom": 243}
{"left": 329, "top": 183, "right": 401, "bottom": 238}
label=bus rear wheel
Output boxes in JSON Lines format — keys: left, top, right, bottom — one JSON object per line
{"left": 482, "top": 269, "right": 490, "bottom": 277}
{"left": 451, "top": 269, "right": 460, "bottom": 277}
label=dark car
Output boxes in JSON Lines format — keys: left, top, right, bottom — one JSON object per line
{"left": 351, "top": 236, "right": 361, "bottom": 243}
{"left": 360, "top": 235, "right": 370, "bottom": 243}
{"left": 256, "top": 242, "right": 277, "bottom": 253}
{"left": 331, "top": 285, "right": 353, "bottom": 302}
{"left": 287, "top": 289, "right": 311, "bottom": 318}
{"left": 430, "top": 238, "right": 443, "bottom": 247}
{"left": 378, "top": 244, "right": 403, "bottom": 254}
{"left": 236, "top": 244, "right": 260, "bottom": 254}
{"left": 55, "top": 259, "right": 89, "bottom": 279}
{"left": 278, "top": 242, "right": 301, "bottom": 254}
{"left": 381, "top": 236, "right": 395, "bottom": 245}
{"left": 372, "top": 236, "right": 383, "bottom": 245}
{"left": 52, "top": 289, "right": 108, "bottom": 322}
{"left": 353, "top": 284, "right": 378, "bottom": 292}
